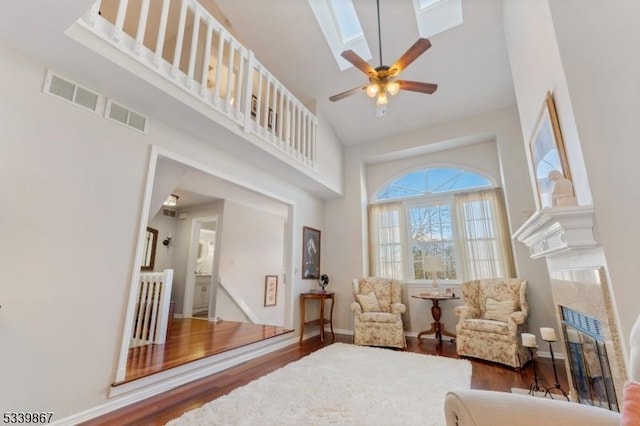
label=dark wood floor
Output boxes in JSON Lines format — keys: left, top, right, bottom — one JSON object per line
{"left": 89, "top": 333, "right": 569, "bottom": 425}
{"left": 119, "top": 318, "right": 292, "bottom": 383}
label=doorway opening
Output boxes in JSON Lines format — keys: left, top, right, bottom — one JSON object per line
{"left": 189, "top": 217, "right": 218, "bottom": 319}
{"left": 114, "top": 148, "right": 294, "bottom": 385}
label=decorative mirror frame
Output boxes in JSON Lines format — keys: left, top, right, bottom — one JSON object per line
{"left": 141, "top": 227, "right": 158, "bottom": 271}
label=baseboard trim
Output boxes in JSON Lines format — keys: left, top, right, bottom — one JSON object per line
{"left": 52, "top": 333, "right": 300, "bottom": 426}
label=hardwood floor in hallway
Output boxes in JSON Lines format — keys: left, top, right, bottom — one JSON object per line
{"left": 89, "top": 333, "right": 570, "bottom": 425}
{"left": 118, "top": 318, "right": 292, "bottom": 384}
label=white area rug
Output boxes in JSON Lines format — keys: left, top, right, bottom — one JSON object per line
{"left": 167, "top": 343, "right": 472, "bottom": 426}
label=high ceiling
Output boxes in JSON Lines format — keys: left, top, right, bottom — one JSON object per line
{"left": 215, "top": 0, "right": 516, "bottom": 146}
{"left": 0, "top": 0, "right": 517, "bottom": 203}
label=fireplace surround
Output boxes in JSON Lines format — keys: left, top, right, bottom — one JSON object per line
{"left": 513, "top": 206, "right": 627, "bottom": 408}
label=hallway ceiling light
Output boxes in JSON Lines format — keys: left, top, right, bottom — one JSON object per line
{"left": 163, "top": 194, "right": 179, "bottom": 207}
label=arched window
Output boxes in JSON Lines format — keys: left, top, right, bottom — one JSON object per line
{"left": 375, "top": 167, "right": 492, "bottom": 201}
{"left": 369, "top": 167, "right": 513, "bottom": 283}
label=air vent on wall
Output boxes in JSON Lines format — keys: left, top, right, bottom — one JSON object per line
{"left": 43, "top": 70, "right": 103, "bottom": 113}
{"left": 105, "top": 99, "right": 148, "bottom": 134}
{"left": 162, "top": 209, "right": 177, "bottom": 218}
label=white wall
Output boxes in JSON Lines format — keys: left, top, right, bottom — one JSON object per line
{"left": 217, "top": 200, "right": 286, "bottom": 326}
{"left": 502, "top": 0, "right": 592, "bottom": 207}
{"left": 546, "top": 0, "right": 640, "bottom": 348}
{"left": 502, "top": 0, "right": 640, "bottom": 359}
{"left": 324, "top": 106, "right": 554, "bottom": 339}
{"left": 0, "top": 43, "right": 326, "bottom": 419}
{"left": 170, "top": 200, "right": 225, "bottom": 314}
{"left": 148, "top": 210, "right": 178, "bottom": 272}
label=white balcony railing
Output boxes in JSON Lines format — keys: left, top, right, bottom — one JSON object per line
{"left": 79, "top": 0, "right": 317, "bottom": 169}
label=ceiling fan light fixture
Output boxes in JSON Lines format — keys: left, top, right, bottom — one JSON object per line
{"left": 376, "top": 91, "right": 388, "bottom": 106}
{"left": 386, "top": 80, "right": 400, "bottom": 96}
{"left": 366, "top": 83, "right": 379, "bottom": 98}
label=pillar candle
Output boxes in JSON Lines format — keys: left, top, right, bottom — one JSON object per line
{"left": 521, "top": 333, "right": 537, "bottom": 348}
{"left": 540, "top": 327, "right": 558, "bottom": 342}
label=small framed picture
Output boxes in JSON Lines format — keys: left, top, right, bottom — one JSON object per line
{"left": 251, "top": 94, "right": 257, "bottom": 118}
{"left": 268, "top": 108, "right": 277, "bottom": 131}
{"left": 445, "top": 288, "right": 453, "bottom": 296}
{"left": 264, "top": 275, "right": 278, "bottom": 307}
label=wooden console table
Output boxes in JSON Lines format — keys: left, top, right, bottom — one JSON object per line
{"left": 412, "top": 294, "right": 459, "bottom": 344}
{"left": 299, "top": 291, "right": 335, "bottom": 343}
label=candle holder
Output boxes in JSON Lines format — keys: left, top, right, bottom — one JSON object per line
{"left": 521, "top": 333, "right": 545, "bottom": 396}
{"left": 540, "top": 337, "right": 570, "bottom": 401}
{"left": 524, "top": 345, "right": 547, "bottom": 396}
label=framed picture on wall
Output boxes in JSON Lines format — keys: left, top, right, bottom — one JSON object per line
{"left": 302, "top": 226, "right": 321, "bottom": 280}
{"left": 264, "top": 275, "right": 278, "bottom": 307}
{"left": 268, "top": 108, "right": 278, "bottom": 132}
{"left": 528, "top": 91, "right": 573, "bottom": 210}
{"left": 251, "top": 94, "right": 257, "bottom": 118}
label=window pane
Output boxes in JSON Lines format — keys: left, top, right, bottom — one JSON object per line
{"left": 409, "top": 203, "right": 457, "bottom": 280}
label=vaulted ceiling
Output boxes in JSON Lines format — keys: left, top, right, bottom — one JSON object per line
{"left": 215, "top": 0, "right": 516, "bottom": 146}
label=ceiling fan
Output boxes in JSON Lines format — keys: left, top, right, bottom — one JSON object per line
{"left": 329, "top": 0, "right": 438, "bottom": 107}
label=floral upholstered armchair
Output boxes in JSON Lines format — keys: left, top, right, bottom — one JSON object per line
{"left": 350, "top": 277, "right": 406, "bottom": 349}
{"left": 454, "top": 278, "right": 530, "bottom": 369}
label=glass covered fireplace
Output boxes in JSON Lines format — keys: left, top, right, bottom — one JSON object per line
{"left": 561, "top": 306, "right": 619, "bottom": 411}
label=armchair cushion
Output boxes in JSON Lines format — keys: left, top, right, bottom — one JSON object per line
{"left": 356, "top": 292, "right": 381, "bottom": 312}
{"left": 483, "top": 298, "right": 517, "bottom": 322}
{"left": 358, "top": 312, "right": 398, "bottom": 323}
{"left": 459, "top": 319, "right": 509, "bottom": 335}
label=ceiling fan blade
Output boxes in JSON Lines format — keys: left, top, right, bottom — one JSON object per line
{"left": 341, "top": 50, "right": 377, "bottom": 77}
{"left": 398, "top": 80, "right": 438, "bottom": 94}
{"left": 329, "top": 85, "right": 366, "bottom": 102}
{"left": 389, "top": 38, "right": 432, "bottom": 75}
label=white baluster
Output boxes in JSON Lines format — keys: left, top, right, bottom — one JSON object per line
{"left": 264, "top": 75, "right": 272, "bottom": 135}
{"left": 146, "top": 280, "right": 157, "bottom": 342}
{"left": 154, "top": 0, "right": 171, "bottom": 67}
{"left": 243, "top": 51, "right": 256, "bottom": 132}
{"left": 112, "top": 0, "right": 129, "bottom": 42}
{"left": 156, "top": 270, "right": 173, "bottom": 343}
{"left": 235, "top": 50, "right": 246, "bottom": 118}
{"left": 213, "top": 28, "right": 226, "bottom": 105}
{"left": 186, "top": 7, "right": 201, "bottom": 90}
{"left": 277, "top": 85, "right": 284, "bottom": 142}
{"left": 171, "top": 0, "right": 188, "bottom": 78}
{"left": 296, "top": 105, "right": 302, "bottom": 156}
{"left": 311, "top": 119, "right": 317, "bottom": 165}
{"left": 199, "top": 19, "right": 213, "bottom": 98}
{"left": 134, "top": 0, "right": 150, "bottom": 55}
{"left": 83, "top": 1, "right": 101, "bottom": 27}
{"left": 225, "top": 43, "right": 236, "bottom": 112}
{"left": 256, "top": 67, "right": 264, "bottom": 126}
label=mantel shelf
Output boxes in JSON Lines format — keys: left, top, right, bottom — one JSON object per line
{"left": 511, "top": 205, "right": 597, "bottom": 259}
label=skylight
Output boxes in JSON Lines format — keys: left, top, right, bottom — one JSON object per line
{"left": 413, "top": 0, "right": 463, "bottom": 39}
{"left": 308, "top": 0, "right": 371, "bottom": 71}
{"left": 418, "top": 0, "right": 447, "bottom": 10}
{"left": 329, "top": 0, "right": 362, "bottom": 43}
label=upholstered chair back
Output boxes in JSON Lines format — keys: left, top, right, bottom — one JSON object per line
{"left": 353, "top": 277, "right": 402, "bottom": 313}
{"left": 462, "top": 278, "right": 528, "bottom": 319}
